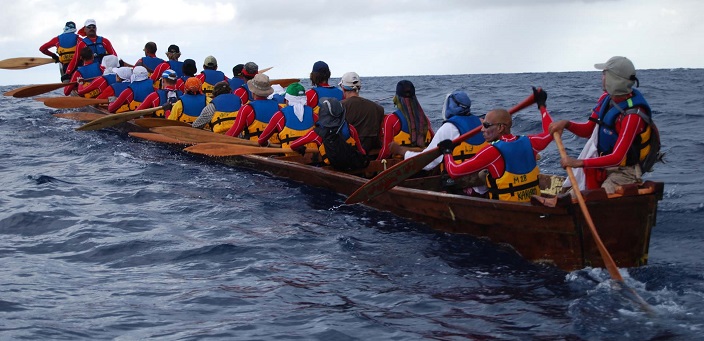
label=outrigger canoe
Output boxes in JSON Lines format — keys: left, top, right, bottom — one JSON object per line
{"left": 63, "top": 104, "right": 664, "bottom": 272}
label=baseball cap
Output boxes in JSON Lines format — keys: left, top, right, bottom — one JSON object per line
{"left": 594, "top": 56, "right": 636, "bottom": 80}
{"left": 204, "top": 55, "right": 217, "bottom": 67}
{"left": 312, "top": 61, "right": 329, "bottom": 73}
{"left": 161, "top": 69, "right": 178, "bottom": 80}
{"left": 167, "top": 44, "right": 180, "bottom": 53}
{"left": 84, "top": 19, "right": 96, "bottom": 27}
{"left": 339, "top": 72, "right": 361, "bottom": 90}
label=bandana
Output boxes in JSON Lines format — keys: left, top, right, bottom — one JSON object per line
{"left": 394, "top": 95, "right": 428, "bottom": 147}
{"left": 284, "top": 93, "right": 307, "bottom": 122}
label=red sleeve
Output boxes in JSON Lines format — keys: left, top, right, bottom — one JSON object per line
{"left": 136, "top": 92, "right": 160, "bottom": 110}
{"left": 97, "top": 86, "right": 115, "bottom": 99}
{"left": 582, "top": 113, "right": 646, "bottom": 168}
{"left": 196, "top": 73, "right": 206, "bottom": 83}
{"left": 151, "top": 62, "right": 169, "bottom": 81}
{"left": 566, "top": 93, "right": 609, "bottom": 138}
{"left": 77, "top": 76, "right": 106, "bottom": 96}
{"left": 257, "top": 112, "right": 285, "bottom": 146}
{"left": 64, "top": 71, "right": 82, "bottom": 96}
{"left": 444, "top": 145, "right": 505, "bottom": 179}
{"left": 175, "top": 79, "right": 185, "bottom": 92}
{"left": 108, "top": 89, "right": 134, "bottom": 113}
{"left": 528, "top": 131, "right": 554, "bottom": 153}
{"left": 225, "top": 104, "right": 254, "bottom": 137}
{"left": 65, "top": 40, "right": 86, "bottom": 75}
{"left": 39, "top": 37, "right": 59, "bottom": 56}
{"left": 289, "top": 130, "right": 321, "bottom": 149}
{"left": 233, "top": 87, "right": 248, "bottom": 104}
{"left": 101, "top": 38, "right": 117, "bottom": 56}
{"left": 348, "top": 124, "right": 366, "bottom": 155}
{"left": 376, "top": 114, "right": 401, "bottom": 160}
{"left": 306, "top": 89, "right": 317, "bottom": 107}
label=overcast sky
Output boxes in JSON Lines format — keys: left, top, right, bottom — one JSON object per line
{"left": 0, "top": 0, "right": 701, "bottom": 86}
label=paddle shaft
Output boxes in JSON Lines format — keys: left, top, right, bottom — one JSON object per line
{"left": 76, "top": 106, "right": 163, "bottom": 131}
{"left": 345, "top": 92, "right": 536, "bottom": 204}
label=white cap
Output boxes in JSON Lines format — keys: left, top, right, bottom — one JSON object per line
{"left": 339, "top": 72, "right": 361, "bottom": 90}
{"left": 84, "top": 19, "right": 96, "bottom": 27}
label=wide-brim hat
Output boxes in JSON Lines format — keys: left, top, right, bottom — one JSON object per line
{"left": 248, "top": 74, "right": 274, "bottom": 97}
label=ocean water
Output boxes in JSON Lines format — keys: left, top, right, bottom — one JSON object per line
{"left": 1, "top": 69, "right": 703, "bottom": 340}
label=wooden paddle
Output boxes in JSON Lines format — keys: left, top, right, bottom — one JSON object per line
{"left": 4, "top": 84, "right": 40, "bottom": 97}
{"left": 553, "top": 132, "right": 653, "bottom": 313}
{"left": 0, "top": 57, "right": 54, "bottom": 70}
{"left": 12, "top": 82, "right": 77, "bottom": 98}
{"left": 128, "top": 132, "right": 193, "bottom": 145}
{"left": 150, "top": 126, "right": 282, "bottom": 147}
{"left": 258, "top": 67, "right": 273, "bottom": 74}
{"left": 76, "top": 106, "right": 163, "bottom": 131}
{"left": 345, "top": 93, "right": 536, "bottom": 204}
{"left": 53, "top": 112, "right": 107, "bottom": 122}
{"left": 43, "top": 97, "right": 109, "bottom": 109}
{"left": 184, "top": 142, "right": 295, "bottom": 157}
{"left": 270, "top": 78, "right": 301, "bottom": 87}
{"left": 132, "top": 118, "right": 192, "bottom": 129}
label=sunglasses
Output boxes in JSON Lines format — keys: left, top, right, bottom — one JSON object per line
{"left": 86, "top": 25, "right": 96, "bottom": 29}
{"left": 482, "top": 122, "right": 504, "bottom": 129}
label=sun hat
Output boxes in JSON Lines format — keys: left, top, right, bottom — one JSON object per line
{"left": 101, "top": 55, "right": 119, "bottom": 74}
{"left": 204, "top": 56, "right": 217, "bottom": 68}
{"left": 285, "top": 83, "right": 306, "bottom": 97}
{"left": 595, "top": 56, "right": 637, "bottom": 96}
{"left": 131, "top": 66, "right": 149, "bottom": 82}
{"left": 395, "top": 80, "right": 415, "bottom": 98}
{"left": 161, "top": 69, "right": 178, "bottom": 80}
{"left": 242, "top": 62, "right": 258, "bottom": 78}
{"left": 339, "top": 72, "right": 361, "bottom": 91}
{"left": 184, "top": 77, "right": 202, "bottom": 94}
{"left": 247, "top": 74, "right": 274, "bottom": 97}
{"left": 312, "top": 61, "right": 329, "bottom": 73}
{"left": 212, "top": 81, "right": 232, "bottom": 97}
{"left": 114, "top": 67, "right": 133, "bottom": 81}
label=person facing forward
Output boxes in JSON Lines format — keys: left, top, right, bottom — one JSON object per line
{"left": 438, "top": 90, "right": 554, "bottom": 202}
{"left": 307, "top": 61, "right": 343, "bottom": 114}
{"left": 64, "top": 19, "right": 117, "bottom": 80}
{"left": 107, "top": 66, "right": 155, "bottom": 113}
{"left": 225, "top": 74, "right": 280, "bottom": 143}
{"left": 548, "top": 56, "right": 655, "bottom": 194}
{"left": 197, "top": 55, "right": 228, "bottom": 98}
{"left": 192, "top": 81, "right": 242, "bottom": 132}
{"left": 289, "top": 97, "right": 367, "bottom": 169}
{"left": 377, "top": 80, "right": 434, "bottom": 160}
{"left": 339, "top": 71, "right": 385, "bottom": 156}
{"left": 39, "top": 21, "right": 80, "bottom": 78}
{"left": 233, "top": 62, "right": 259, "bottom": 104}
{"left": 136, "top": 70, "right": 183, "bottom": 118}
{"left": 388, "top": 90, "right": 487, "bottom": 170}
{"left": 63, "top": 47, "right": 103, "bottom": 97}
{"left": 168, "top": 77, "right": 211, "bottom": 124}
{"left": 257, "top": 83, "right": 317, "bottom": 148}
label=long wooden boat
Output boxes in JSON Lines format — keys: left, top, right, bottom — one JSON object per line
{"left": 70, "top": 104, "right": 663, "bottom": 271}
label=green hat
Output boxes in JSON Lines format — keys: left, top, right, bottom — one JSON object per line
{"left": 286, "top": 83, "right": 305, "bottom": 96}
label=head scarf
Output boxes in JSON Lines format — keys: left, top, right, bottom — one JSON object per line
{"left": 442, "top": 90, "right": 472, "bottom": 120}
{"left": 101, "top": 55, "right": 119, "bottom": 75}
{"left": 393, "top": 80, "right": 428, "bottom": 147}
{"left": 130, "top": 66, "right": 149, "bottom": 82}
{"left": 284, "top": 83, "right": 307, "bottom": 122}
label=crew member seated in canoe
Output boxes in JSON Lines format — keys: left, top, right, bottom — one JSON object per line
{"left": 39, "top": 21, "right": 80, "bottom": 79}
{"left": 376, "top": 80, "right": 434, "bottom": 160}
{"left": 197, "top": 56, "right": 228, "bottom": 99}
{"left": 167, "top": 77, "right": 210, "bottom": 124}
{"left": 438, "top": 89, "right": 554, "bottom": 202}
{"left": 225, "top": 74, "right": 281, "bottom": 145}
{"left": 76, "top": 55, "right": 119, "bottom": 98}
{"left": 229, "top": 63, "right": 246, "bottom": 90}
{"left": 548, "top": 56, "right": 658, "bottom": 194}
{"left": 63, "top": 19, "right": 117, "bottom": 82}
{"left": 95, "top": 67, "right": 132, "bottom": 112}
{"left": 306, "top": 61, "right": 343, "bottom": 114}
{"left": 339, "top": 71, "right": 385, "bottom": 157}
{"left": 192, "top": 81, "right": 242, "bottom": 132}
{"left": 107, "top": 66, "right": 155, "bottom": 113}
{"left": 151, "top": 44, "right": 184, "bottom": 88}
{"left": 233, "top": 62, "right": 258, "bottom": 104}
{"left": 388, "top": 90, "right": 488, "bottom": 194}
{"left": 133, "top": 42, "right": 164, "bottom": 79}
{"left": 63, "top": 47, "right": 103, "bottom": 97}
{"left": 257, "top": 83, "right": 317, "bottom": 149}
{"left": 289, "top": 97, "right": 367, "bottom": 169}
{"left": 175, "top": 59, "right": 198, "bottom": 92}
{"left": 135, "top": 70, "right": 183, "bottom": 118}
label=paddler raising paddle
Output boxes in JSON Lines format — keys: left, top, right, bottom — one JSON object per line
{"left": 38, "top": 21, "right": 80, "bottom": 79}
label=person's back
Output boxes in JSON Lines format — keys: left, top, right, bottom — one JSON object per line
{"left": 339, "top": 72, "right": 384, "bottom": 156}
{"left": 191, "top": 81, "right": 242, "bottom": 133}
{"left": 306, "top": 61, "right": 343, "bottom": 114}
{"left": 258, "top": 83, "right": 315, "bottom": 147}
{"left": 377, "top": 80, "right": 434, "bottom": 160}
{"left": 198, "top": 56, "right": 228, "bottom": 98}
{"left": 169, "top": 77, "right": 210, "bottom": 123}
{"left": 39, "top": 21, "right": 79, "bottom": 78}
{"left": 313, "top": 97, "right": 368, "bottom": 170}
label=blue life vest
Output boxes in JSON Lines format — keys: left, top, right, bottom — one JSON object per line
{"left": 200, "top": 69, "right": 226, "bottom": 97}
{"left": 77, "top": 62, "right": 102, "bottom": 79}
{"left": 110, "top": 82, "right": 130, "bottom": 97}
{"left": 228, "top": 77, "right": 245, "bottom": 90}
{"left": 57, "top": 32, "right": 78, "bottom": 64}
{"left": 181, "top": 94, "right": 208, "bottom": 118}
{"left": 244, "top": 99, "right": 280, "bottom": 140}
{"left": 82, "top": 36, "right": 108, "bottom": 64}
{"left": 444, "top": 115, "right": 487, "bottom": 162}
{"left": 209, "top": 94, "right": 242, "bottom": 134}
{"left": 278, "top": 105, "right": 315, "bottom": 145}
{"left": 103, "top": 74, "right": 117, "bottom": 85}
{"left": 168, "top": 60, "right": 184, "bottom": 78}
{"left": 595, "top": 89, "right": 653, "bottom": 166}
{"left": 312, "top": 86, "right": 343, "bottom": 105}
{"left": 487, "top": 136, "right": 540, "bottom": 202}
{"left": 140, "top": 56, "right": 165, "bottom": 73}
{"left": 154, "top": 89, "right": 183, "bottom": 118}
{"left": 391, "top": 109, "right": 431, "bottom": 147}
{"left": 128, "top": 79, "right": 156, "bottom": 110}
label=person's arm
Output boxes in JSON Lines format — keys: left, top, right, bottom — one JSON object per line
{"left": 443, "top": 144, "right": 504, "bottom": 179}
{"left": 403, "top": 123, "right": 459, "bottom": 170}
{"left": 225, "top": 104, "right": 253, "bottom": 137}
{"left": 376, "top": 115, "right": 401, "bottom": 160}
{"left": 192, "top": 103, "right": 216, "bottom": 129}
{"left": 64, "top": 71, "right": 81, "bottom": 96}
{"left": 167, "top": 100, "right": 183, "bottom": 121}
{"left": 96, "top": 86, "right": 115, "bottom": 99}
{"left": 108, "top": 89, "right": 133, "bottom": 113}
{"left": 577, "top": 113, "right": 646, "bottom": 169}
{"left": 136, "top": 92, "right": 159, "bottom": 110}
{"left": 289, "top": 130, "right": 320, "bottom": 150}
{"left": 233, "top": 87, "right": 248, "bottom": 104}
{"left": 348, "top": 124, "right": 366, "bottom": 155}
{"left": 150, "top": 62, "right": 168, "bottom": 82}
{"left": 39, "top": 37, "right": 59, "bottom": 61}
{"left": 102, "top": 38, "right": 117, "bottom": 56}
{"left": 77, "top": 76, "right": 105, "bottom": 96}
{"left": 257, "top": 112, "right": 285, "bottom": 146}
{"left": 306, "top": 88, "right": 317, "bottom": 108}
{"left": 64, "top": 40, "right": 85, "bottom": 75}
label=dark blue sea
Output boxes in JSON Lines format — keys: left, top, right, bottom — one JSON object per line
{"left": 1, "top": 69, "right": 702, "bottom": 340}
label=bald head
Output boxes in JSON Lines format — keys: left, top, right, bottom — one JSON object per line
{"left": 482, "top": 108, "right": 512, "bottom": 142}
{"left": 487, "top": 109, "right": 511, "bottom": 128}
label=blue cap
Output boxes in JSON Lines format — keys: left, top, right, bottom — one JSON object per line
{"left": 161, "top": 69, "right": 177, "bottom": 80}
{"left": 312, "top": 61, "right": 329, "bottom": 73}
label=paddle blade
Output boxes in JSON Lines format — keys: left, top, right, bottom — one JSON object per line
{"left": 270, "top": 78, "right": 301, "bottom": 87}
{"left": 53, "top": 112, "right": 107, "bottom": 122}
{"left": 133, "top": 118, "right": 193, "bottom": 129}
{"left": 0, "top": 57, "right": 54, "bottom": 70}
{"left": 76, "top": 106, "right": 161, "bottom": 131}
{"left": 345, "top": 92, "right": 537, "bottom": 205}
{"left": 128, "top": 132, "right": 193, "bottom": 145}
{"left": 258, "top": 66, "right": 273, "bottom": 74}
{"left": 184, "top": 142, "right": 292, "bottom": 157}
{"left": 12, "top": 82, "right": 75, "bottom": 98}
{"left": 43, "top": 97, "right": 108, "bottom": 108}
{"left": 151, "top": 126, "right": 266, "bottom": 146}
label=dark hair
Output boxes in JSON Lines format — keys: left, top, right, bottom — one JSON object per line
{"left": 79, "top": 46, "right": 94, "bottom": 60}
{"left": 310, "top": 70, "right": 331, "bottom": 86}
{"left": 232, "top": 64, "right": 244, "bottom": 77}
{"left": 144, "top": 42, "right": 157, "bottom": 54}
{"left": 182, "top": 59, "right": 197, "bottom": 77}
